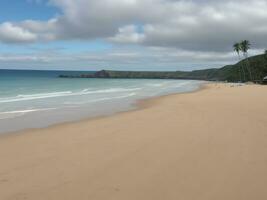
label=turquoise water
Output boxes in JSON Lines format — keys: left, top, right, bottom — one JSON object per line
{"left": 0, "top": 69, "right": 202, "bottom": 133}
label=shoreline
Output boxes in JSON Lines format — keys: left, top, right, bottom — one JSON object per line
{"left": 0, "top": 81, "right": 205, "bottom": 137}
{"left": 1, "top": 83, "right": 267, "bottom": 200}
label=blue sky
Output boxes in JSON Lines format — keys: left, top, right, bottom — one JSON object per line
{"left": 0, "top": 0, "right": 111, "bottom": 53}
{"left": 0, "top": 0, "right": 57, "bottom": 22}
{"left": 0, "top": 0, "right": 266, "bottom": 71}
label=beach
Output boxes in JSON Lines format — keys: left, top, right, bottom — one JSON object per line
{"left": 0, "top": 83, "right": 267, "bottom": 200}
{"left": 0, "top": 70, "right": 201, "bottom": 134}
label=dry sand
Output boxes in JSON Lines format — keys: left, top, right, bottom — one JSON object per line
{"left": 0, "top": 83, "right": 267, "bottom": 200}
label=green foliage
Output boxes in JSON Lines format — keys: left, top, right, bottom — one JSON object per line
{"left": 219, "top": 54, "right": 267, "bottom": 81}
{"left": 60, "top": 54, "right": 267, "bottom": 83}
{"left": 233, "top": 43, "right": 241, "bottom": 55}
{"left": 104, "top": 54, "right": 267, "bottom": 82}
{"left": 240, "top": 40, "right": 251, "bottom": 55}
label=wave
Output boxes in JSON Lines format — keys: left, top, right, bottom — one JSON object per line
{"left": 82, "top": 88, "right": 141, "bottom": 94}
{"left": 0, "top": 108, "right": 56, "bottom": 119}
{"left": 0, "top": 91, "right": 73, "bottom": 103}
{"left": 85, "top": 92, "right": 137, "bottom": 103}
{"left": 16, "top": 91, "right": 73, "bottom": 98}
{"left": 0, "top": 108, "right": 56, "bottom": 114}
{"left": 0, "top": 93, "right": 137, "bottom": 119}
{"left": 64, "top": 92, "right": 137, "bottom": 105}
{"left": 146, "top": 83, "right": 164, "bottom": 87}
{"left": 0, "top": 88, "right": 141, "bottom": 103}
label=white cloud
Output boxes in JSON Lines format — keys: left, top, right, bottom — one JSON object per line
{"left": 1, "top": 0, "right": 267, "bottom": 70}
{"left": 20, "top": 19, "right": 58, "bottom": 41}
{"left": 109, "top": 25, "right": 145, "bottom": 44}
{"left": 140, "top": 0, "right": 267, "bottom": 51}
{"left": 0, "top": 22, "right": 37, "bottom": 43}
{"left": 3, "top": 46, "right": 263, "bottom": 70}
{"left": 1, "top": 0, "right": 267, "bottom": 51}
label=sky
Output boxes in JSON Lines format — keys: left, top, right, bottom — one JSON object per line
{"left": 0, "top": 0, "right": 266, "bottom": 71}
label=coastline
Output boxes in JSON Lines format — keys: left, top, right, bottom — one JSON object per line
{"left": 0, "top": 81, "right": 204, "bottom": 136}
{"left": 0, "top": 83, "right": 267, "bottom": 200}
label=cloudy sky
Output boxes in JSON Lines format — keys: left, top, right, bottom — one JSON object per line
{"left": 0, "top": 0, "right": 266, "bottom": 71}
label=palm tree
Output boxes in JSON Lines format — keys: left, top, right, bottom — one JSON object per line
{"left": 233, "top": 42, "right": 245, "bottom": 82}
{"left": 240, "top": 40, "right": 253, "bottom": 81}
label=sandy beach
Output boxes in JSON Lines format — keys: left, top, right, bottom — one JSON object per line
{"left": 0, "top": 83, "right": 267, "bottom": 200}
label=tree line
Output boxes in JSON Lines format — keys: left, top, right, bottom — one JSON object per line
{"left": 233, "top": 40, "right": 267, "bottom": 82}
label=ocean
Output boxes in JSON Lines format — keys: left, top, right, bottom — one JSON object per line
{"left": 0, "top": 69, "right": 202, "bottom": 133}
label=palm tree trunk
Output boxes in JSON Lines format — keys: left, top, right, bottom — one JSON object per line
{"left": 238, "top": 54, "right": 245, "bottom": 82}
{"left": 243, "top": 53, "right": 252, "bottom": 81}
{"left": 245, "top": 54, "right": 253, "bottom": 81}
{"left": 239, "top": 66, "right": 242, "bottom": 82}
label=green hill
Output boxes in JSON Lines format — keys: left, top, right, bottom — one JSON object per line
{"left": 171, "top": 53, "right": 267, "bottom": 82}
{"left": 206, "top": 54, "right": 267, "bottom": 82}
{"left": 60, "top": 54, "right": 267, "bottom": 82}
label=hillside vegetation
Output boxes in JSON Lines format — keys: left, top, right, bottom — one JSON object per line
{"left": 60, "top": 54, "right": 267, "bottom": 82}
{"left": 207, "top": 54, "right": 267, "bottom": 82}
